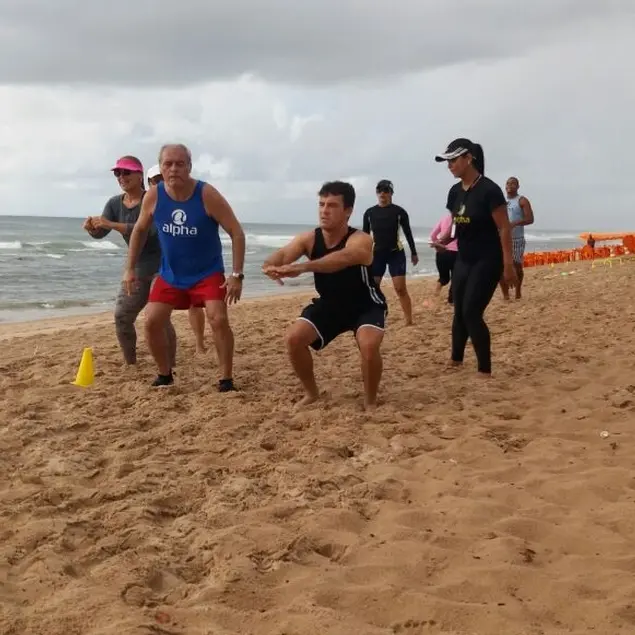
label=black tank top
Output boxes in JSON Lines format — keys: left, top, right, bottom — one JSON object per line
{"left": 310, "top": 227, "right": 386, "bottom": 309}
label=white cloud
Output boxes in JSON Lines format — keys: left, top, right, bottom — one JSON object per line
{"left": 0, "top": 0, "right": 613, "bottom": 86}
{"left": 0, "top": 2, "right": 632, "bottom": 230}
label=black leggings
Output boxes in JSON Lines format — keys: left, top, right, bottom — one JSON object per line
{"left": 451, "top": 256, "right": 502, "bottom": 373}
{"left": 436, "top": 250, "right": 457, "bottom": 304}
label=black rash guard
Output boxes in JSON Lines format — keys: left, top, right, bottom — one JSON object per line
{"left": 362, "top": 204, "right": 417, "bottom": 255}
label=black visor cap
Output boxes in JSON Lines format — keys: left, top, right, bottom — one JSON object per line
{"left": 376, "top": 179, "right": 394, "bottom": 193}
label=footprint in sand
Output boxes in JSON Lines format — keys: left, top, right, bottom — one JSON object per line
{"left": 392, "top": 618, "right": 436, "bottom": 633}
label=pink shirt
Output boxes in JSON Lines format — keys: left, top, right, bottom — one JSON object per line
{"left": 430, "top": 213, "right": 458, "bottom": 251}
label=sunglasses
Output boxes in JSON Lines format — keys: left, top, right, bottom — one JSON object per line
{"left": 376, "top": 187, "right": 393, "bottom": 194}
{"left": 113, "top": 169, "right": 139, "bottom": 178}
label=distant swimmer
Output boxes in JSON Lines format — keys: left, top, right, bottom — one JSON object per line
{"left": 434, "top": 138, "right": 517, "bottom": 376}
{"left": 147, "top": 163, "right": 207, "bottom": 353}
{"left": 429, "top": 211, "right": 458, "bottom": 305}
{"left": 124, "top": 144, "right": 246, "bottom": 389}
{"left": 500, "top": 176, "right": 534, "bottom": 300}
{"left": 83, "top": 155, "right": 176, "bottom": 369}
{"left": 263, "top": 180, "right": 387, "bottom": 409}
{"left": 362, "top": 180, "right": 418, "bottom": 325}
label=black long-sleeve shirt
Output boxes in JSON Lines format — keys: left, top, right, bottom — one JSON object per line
{"left": 362, "top": 203, "right": 417, "bottom": 255}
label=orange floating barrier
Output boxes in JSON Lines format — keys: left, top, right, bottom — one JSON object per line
{"left": 578, "top": 232, "right": 633, "bottom": 242}
{"left": 521, "top": 233, "right": 635, "bottom": 269}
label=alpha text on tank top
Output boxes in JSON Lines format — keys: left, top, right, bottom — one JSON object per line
{"left": 310, "top": 227, "right": 386, "bottom": 309}
{"left": 153, "top": 180, "right": 224, "bottom": 289}
{"left": 507, "top": 195, "right": 525, "bottom": 240}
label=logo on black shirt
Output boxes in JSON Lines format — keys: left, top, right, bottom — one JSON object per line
{"left": 455, "top": 204, "right": 470, "bottom": 224}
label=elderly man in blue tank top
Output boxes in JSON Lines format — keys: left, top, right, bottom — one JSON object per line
{"left": 262, "top": 181, "right": 388, "bottom": 410}
{"left": 123, "top": 144, "right": 246, "bottom": 390}
{"left": 500, "top": 176, "right": 534, "bottom": 300}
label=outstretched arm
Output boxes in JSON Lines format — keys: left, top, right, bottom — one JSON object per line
{"left": 263, "top": 231, "right": 312, "bottom": 268}
{"left": 276, "top": 230, "right": 373, "bottom": 276}
{"left": 92, "top": 217, "right": 133, "bottom": 237}
{"left": 84, "top": 199, "right": 119, "bottom": 239}
{"left": 398, "top": 209, "right": 418, "bottom": 257}
{"left": 125, "top": 188, "right": 157, "bottom": 273}
{"left": 202, "top": 184, "right": 246, "bottom": 275}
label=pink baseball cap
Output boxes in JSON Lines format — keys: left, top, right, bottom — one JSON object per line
{"left": 111, "top": 156, "right": 143, "bottom": 172}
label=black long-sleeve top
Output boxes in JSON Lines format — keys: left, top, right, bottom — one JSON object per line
{"left": 362, "top": 203, "right": 417, "bottom": 255}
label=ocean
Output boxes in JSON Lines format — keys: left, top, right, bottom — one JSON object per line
{"left": 0, "top": 215, "right": 584, "bottom": 323}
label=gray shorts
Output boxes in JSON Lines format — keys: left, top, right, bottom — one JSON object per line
{"left": 512, "top": 238, "right": 526, "bottom": 264}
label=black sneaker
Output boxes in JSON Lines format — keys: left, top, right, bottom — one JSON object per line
{"left": 152, "top": 371, "right": 174, "bottom": 387}
{"left": 218, "top": 378, "right": 236, "bottom": 393}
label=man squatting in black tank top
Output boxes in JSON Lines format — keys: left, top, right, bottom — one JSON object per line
{"left": 262, "top": 181, "right": 387, "bottom": 410}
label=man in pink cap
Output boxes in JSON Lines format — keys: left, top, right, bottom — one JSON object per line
{"left": 83, "top": 155, "right": 177, "bottom": 368}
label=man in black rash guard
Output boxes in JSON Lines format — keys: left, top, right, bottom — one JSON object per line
{"left": 434, "top": 138, "right": 517, "bottom": 376}
{"left": 363, "top": 180, "right": 418, "bottom": 325}
{"left": 262, "top": 181, "right": 387, "bottom": 410}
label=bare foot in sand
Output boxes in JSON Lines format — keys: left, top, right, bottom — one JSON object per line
{"left": 364, "top": 399, "right": 378, "bottom": 411}
{"left": 446, "top": 360, "right": 463, "bottom": 370}
{"left": 294, "top": 393, "right": 320, "bottom": 410}
{"left": 195, "top": 345, "right": 207, "bottom": 355}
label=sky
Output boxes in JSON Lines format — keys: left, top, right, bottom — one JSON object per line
{"left": 0, "top": 0, "right": 633, "bottom": 230}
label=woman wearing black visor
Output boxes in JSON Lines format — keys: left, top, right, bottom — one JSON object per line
{"left": 435, "top": 138, "right": 517, "bottom": 375}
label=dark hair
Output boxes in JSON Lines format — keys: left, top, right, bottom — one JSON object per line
{"left": 435, "top": 138, "right": 485, "bottom": 174}
{"left": 318, "top": 180, "right": 356, "bottom": 209}
{"left": 469, "top": 143, "right": 485, "bottom": 175}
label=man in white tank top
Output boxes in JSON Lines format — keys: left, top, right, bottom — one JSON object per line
{"left": 500, "top": 176, "right": 534, "bottom": 300}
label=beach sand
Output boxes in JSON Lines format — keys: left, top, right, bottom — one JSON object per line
{"left": 2, "top": 260, "right": 635, "bottom": 635}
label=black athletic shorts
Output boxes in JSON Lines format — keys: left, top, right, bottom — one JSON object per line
{"left": 436, "top": 249, "right": 457, "bottom": 286}
{"left": 299, "top": 299, "right": 387, "bottom": 351}
{"left": 371, "top": 248, "right": 407, "bottom": 278}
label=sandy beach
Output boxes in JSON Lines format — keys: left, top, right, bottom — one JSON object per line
{"left": 2, "top": 260, "right": 635, "bottom": 635}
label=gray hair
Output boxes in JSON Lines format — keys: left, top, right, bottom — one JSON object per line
{"left": 158, "top": 143, "right": 192, "bottom": 166}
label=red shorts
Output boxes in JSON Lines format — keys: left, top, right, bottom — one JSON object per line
{"left": 148, "top": 272, "right": 226, "bottom": 309}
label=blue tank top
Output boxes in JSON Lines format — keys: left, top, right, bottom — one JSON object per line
{"left": 507, "top": 196, "right": 524, "bottom": 240}
{"left": 154, "top": 180, "right": 224, "bottom": 288}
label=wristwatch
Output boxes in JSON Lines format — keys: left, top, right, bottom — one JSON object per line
{"left": 231, "top": 272, "right": 245, "bottom": 281}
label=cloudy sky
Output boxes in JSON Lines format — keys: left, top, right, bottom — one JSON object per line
{"left": 0, "top": 0, "right": 632, "bottom": 230}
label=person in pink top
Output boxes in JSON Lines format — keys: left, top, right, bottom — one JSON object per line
{"left": 429, "top": 212, "right": 458, "bottom": 304}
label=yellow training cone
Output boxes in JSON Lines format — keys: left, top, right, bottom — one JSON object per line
{"left": 72, "top": 347, "right": 94, "bottom": 387}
